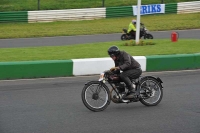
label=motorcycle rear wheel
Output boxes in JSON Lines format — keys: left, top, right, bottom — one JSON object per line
{"left": 81, "top": 81, "right": 110, "bottom": 112}
{"left": 139, "top": 77, "right": 163, "bottom": 106}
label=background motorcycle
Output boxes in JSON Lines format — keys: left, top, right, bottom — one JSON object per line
{"left": 81, "top": 70, "right": 163, "bottom": 112}
{"left": 121, "top": 23, "right": 153, "bottom": 40}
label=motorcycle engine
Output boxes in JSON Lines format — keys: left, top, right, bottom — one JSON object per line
{"left": 110, "top": 83, "right": 126, "bottom": 103}
{"left": 115, "top": 83, "right": 125, "bottom": 93}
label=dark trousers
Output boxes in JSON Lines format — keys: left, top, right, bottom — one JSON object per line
{"left": 119, "top": 68, "right": 142, "bottom": 91}
{"left": 129, "top": 30, "right": 142, "bottom": 38}
{"left": 129, "top": 30, "right": 136, "bottom": 38}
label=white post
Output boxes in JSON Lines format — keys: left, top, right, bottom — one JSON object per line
{"left": 136, "top": 0, "right": 141, "bottom": 44}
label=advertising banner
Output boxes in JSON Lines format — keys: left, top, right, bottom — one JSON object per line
{"left": 133, "top": 4, "right": 165, "bottom": 16}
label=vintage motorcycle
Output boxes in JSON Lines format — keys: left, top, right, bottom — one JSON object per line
{"left": 81, "top": 70, "right": 163, "bottom": 112}
{"left": 121, "top": 23, "right": 153, "bottom": 40}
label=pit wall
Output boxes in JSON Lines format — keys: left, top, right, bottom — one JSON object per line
{"left": 0, "top": 53, "right": 200, "bottom": 80}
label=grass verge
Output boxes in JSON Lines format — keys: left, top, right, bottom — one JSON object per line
{"left": 0, "top": 39, "right": 199, "bottom": 62}
{"left": 0, "top": 13, "right": 200, "bottom": 39}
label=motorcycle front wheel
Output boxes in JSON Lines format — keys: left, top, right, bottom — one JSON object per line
{"left": 81, "top": 81, "right": 111, "bottom": 112}
{"left": 144, "top": 34, "right": 153, "bottom": 39}
{"left": 121, "top": 34, "right": 128, "bottom": 40}
{"left": 139, "top": 77, "right": 163, "bottom": 106}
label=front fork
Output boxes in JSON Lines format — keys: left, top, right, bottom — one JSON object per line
{"left": 98, "top": 81, "right": 119, "bottom": 95}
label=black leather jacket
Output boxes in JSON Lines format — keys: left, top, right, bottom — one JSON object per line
{"left": 114, "top": 51, "right": 141, "bottom": 71}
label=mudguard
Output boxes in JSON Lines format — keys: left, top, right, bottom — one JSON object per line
{"left": 140, "top": 76, "right": 163, "bottom": 88}
{"left": 85, "top": 81, "right": 96, "bottom": 85}
{"left": 84, "top": 81, "right": 90, "bottom": 85}
{"left": 84, "top": 81, "right": 104, "bottom": 85}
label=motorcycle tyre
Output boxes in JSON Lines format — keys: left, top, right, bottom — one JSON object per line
{"left": 81, "top": 81, "right": 111, "bottom": 112}
{"left": 139, "top": 77, "right": 163, "bottom": 106}
{"left": 121, "top": 34, "right": 128, "bottom": 41}
{"left": 144, "top": 34, "right": 153, "bottom": 39}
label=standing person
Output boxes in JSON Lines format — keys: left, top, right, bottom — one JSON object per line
{"left": 108, "top": 46, "right": 142, "bottom": 99}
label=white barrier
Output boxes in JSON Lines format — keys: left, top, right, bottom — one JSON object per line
{"left": 28, "top": 8, "right": 106, "bottom": 23}
{"left": 178, "top": 1, "right": 200, "bottom": 14}
{"left": 72, "top": 56, "right": 146, "bottom": 76}
{"left": 72, "top": 57, "right": 114, "bottom": 76}
{"left": 26, "top": 1, "right": 200, "bottom": 23}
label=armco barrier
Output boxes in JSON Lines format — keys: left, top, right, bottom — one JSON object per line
{"left": 1, "top": 1, "right": 200, "bottom": 23}
{"left": 146, "top": 53, "right": 200, "bottom": 71}
{"left": 165, "top": 3, "right": 177, "bottom": 14}
{"left": 28, "top": 8, "right": 106, "bottom": 23}
{"left": 0, "top": 60, "right": 73, "bottom": 80}
{"left": 106, "top": 6, "right": 133, "bottom": 18}
{"left": 0, "top": 11, "right": 28, "bottom": 23}
{"left": 177, "top": 1, "right": 200, "bottom": 14}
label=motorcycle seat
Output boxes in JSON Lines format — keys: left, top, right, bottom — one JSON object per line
{"left": 131, "top": 76, "right": 142, "bottom": 83}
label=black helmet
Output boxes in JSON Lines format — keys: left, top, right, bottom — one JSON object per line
{"left": 108, "top": 46, "right": 120, "bottom": 57}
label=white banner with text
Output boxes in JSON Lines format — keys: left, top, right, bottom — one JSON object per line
{"left": 133, "top": 4, "right": 165, "bottom": 16}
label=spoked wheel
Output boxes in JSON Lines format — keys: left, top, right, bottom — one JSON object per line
{"left": 144, "top": 34, "right": 153, "bottom": 39}
{"left": 81, "top": 81, "right": 110, "bottom": 112}
{"left": 139, "top": 77, "right": 163, "bottom": 106}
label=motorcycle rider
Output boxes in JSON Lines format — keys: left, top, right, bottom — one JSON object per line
{"left": 128, "top": 20, "right": 137, "bottom": 38}
{"left": 108, "top": 46, "right": 142, "bottom": 99}
{"left": 128, "top": 20, "right": 143, "bottom": 39}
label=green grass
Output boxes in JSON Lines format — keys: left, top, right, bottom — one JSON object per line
{"left": 0, "top": 0, "right": 195, "bottom": 12}
{"left": 0, "top": 13, "right": 200, "bottom": 39}
{"left": 0, "top": 39, "right": 200, "bottom": 62}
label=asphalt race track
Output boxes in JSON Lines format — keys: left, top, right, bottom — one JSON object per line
{"left": 0, "top": 29, "right": 200, "bottom": 48}
{"left": 0, "top": 29, "right": 200, "bottom": 133}
{"left": 0, "top": 70, "right": 200, "bottom": 133}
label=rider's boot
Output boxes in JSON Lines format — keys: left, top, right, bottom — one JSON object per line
{"left": 120, "top": 75, "right": 137, "bottom": 99}
{"left": 124, "top": 85, "right": 137, "bottom": 99}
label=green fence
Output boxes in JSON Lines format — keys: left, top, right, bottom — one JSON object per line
{"left": 0, "top": 11, "right": 28, "bottom": 23}
{"left": 0, "top": 60, "right": 73, "bottom": 80}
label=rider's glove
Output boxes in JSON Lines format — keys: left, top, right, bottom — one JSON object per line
{"left": 110, "top": 67, "right": 119, "bottom": 71}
